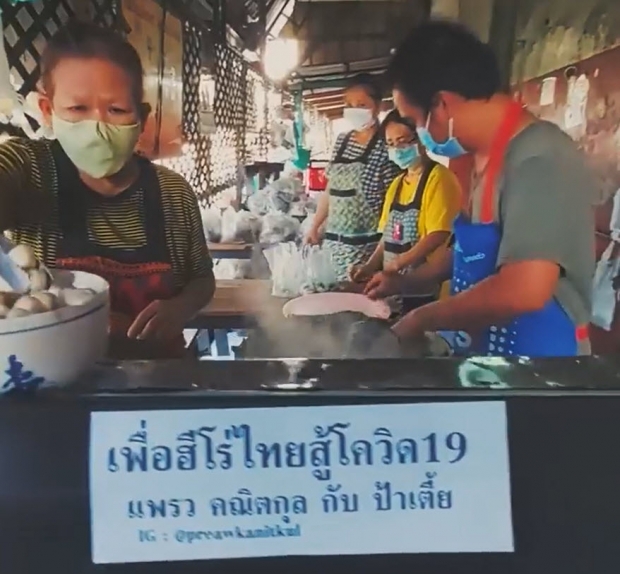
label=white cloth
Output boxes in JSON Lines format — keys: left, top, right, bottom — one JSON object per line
{"left": 592, "top": 242, "right": 620, "bottom": 331}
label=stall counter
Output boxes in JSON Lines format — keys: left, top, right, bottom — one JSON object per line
{"left": 1, "top": 356, "right": 620, "bottom": 574}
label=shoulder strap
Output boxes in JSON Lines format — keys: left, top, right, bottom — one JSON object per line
{"left": 359, "top": 128, "right": 381, "bottom": 162}
{"left": 388, "top": 172, "right": 408, "bottom": 212}
{"left": 333, "top": 132, "right": 353, "bottom": 162}
{"left": 411, "top": 161, "right": 438, "bottom": 210}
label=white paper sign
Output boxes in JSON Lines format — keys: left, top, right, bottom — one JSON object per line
{"left": 540, "top": 77, "right": 557, "bottom": 106}
{"left": 89, "top": 402, "right": 513, "bottom": 564}
{"left": 565, "top": 73, "right": 590, "bottom": 131}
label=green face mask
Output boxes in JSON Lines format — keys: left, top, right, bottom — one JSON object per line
{"left": 52, "top": 115, "right": 141, "bottom": 179}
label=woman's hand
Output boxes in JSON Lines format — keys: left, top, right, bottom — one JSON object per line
{"left": 127, "top": 298, "right": 187, "bottom": 342}
{"left": 349, "top": 263, "right": 374, "bottom": 283}
{"left": 304, "top": 227, "right": 322, "bottom": 246}
{"left": 364, "top": 271, "right": 403, "bottom": 299}
{"left": 383, "top": 259, "right": 401, "bottom": 275}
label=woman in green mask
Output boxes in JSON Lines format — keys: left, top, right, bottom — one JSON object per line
{"left": 0, "top": 22, "right": 215, "bottom": 360}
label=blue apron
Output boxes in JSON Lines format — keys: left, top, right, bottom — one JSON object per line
{"left": 449, "top": 102, "right": 588, "bottom": 357}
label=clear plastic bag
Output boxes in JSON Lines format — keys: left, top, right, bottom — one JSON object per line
{"left": 259, "top": 213, "right": 300, "bottom": 245}
{"left": 213, "top": 259, "right": 252, "bottom": 280}
{"left": 301, "top": 245, "right": 338, "bottom": 294}
{"left": 264, "top": 242, "right": 338, "bottom": 298}
{"left": 213, "top": 246, "right": 271, "bottom": 281}
{"left": 300, "top": 213, "right": 315, "bottom": 238}
{"left": 220, "top": 207, "right": 262, "bottom": 243}
{"left": 246, "top": 189, "right": 273, "bottom": 216}
{"left": 264, "top": 243, "right": 305, "bottom": 297}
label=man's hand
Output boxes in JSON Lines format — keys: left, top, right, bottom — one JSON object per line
{"left": 364, "top": 271, "right": 403, "bottom": 299}
{"left": 392, "top": 309, "right": 426, "bottom": 341}
{"left": 127, "top": 299, "right": 187, "bottom": 342}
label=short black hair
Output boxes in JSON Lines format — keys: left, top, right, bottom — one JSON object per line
{"left": 41, "top": 21, "right": 144, "bottom": 105}
{"left": 345, "top": 73, "right": 383, "bottom": 104}
{"left": 386, "top": 20, "right": 501, "bottom": 114}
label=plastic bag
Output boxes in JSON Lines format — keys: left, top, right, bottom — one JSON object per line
{"left": 213, "top": 246, "right": 271, "bottom": 280}
{"left": 213, "top": 259, "right": 252, "bottom": 280}
{"left": 299, "top": 213, "right": 315, "bottom": 239}
{"left": 301, "top": 246, "right": 338, "bottom": 293}
{"left": 264, "top": 242, "right": 338, "bottom": 298}
{"left": 259, "top": 213, "right": 300, "bottom": 245}
{"left": 202, "top": 206, "right": 222, "bottom": 243}
{"left": 220, "top": 207, "right": 262, "bottom": 243}
{"left": 246, "top": 189, "right": 273, "bottom": 216}
{"left": 263, "top": 243, "right": 305, "bottom": 297}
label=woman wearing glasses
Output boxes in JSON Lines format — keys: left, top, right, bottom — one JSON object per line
{"left": 351, "top": 110, "right": 461, "bottom": 312}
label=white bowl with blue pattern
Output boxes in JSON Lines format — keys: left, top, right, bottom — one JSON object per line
{"left": 0, "top": 270, "right": 109, "bottom": 393}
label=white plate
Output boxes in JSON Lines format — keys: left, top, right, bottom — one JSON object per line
{"left": 282, "top": 292, "right": 391, "bottom": 320}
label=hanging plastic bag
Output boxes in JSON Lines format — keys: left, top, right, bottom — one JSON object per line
{"left": 592, "top": 242, "right": 620, "bottom": 331}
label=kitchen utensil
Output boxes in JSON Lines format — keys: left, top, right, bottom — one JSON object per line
{"left": 282, "top": 292, "right": 391, "bottom": 320}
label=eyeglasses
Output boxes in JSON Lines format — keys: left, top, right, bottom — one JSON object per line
{"left": 386, "top": 139, "right": 417, "bottom": 149}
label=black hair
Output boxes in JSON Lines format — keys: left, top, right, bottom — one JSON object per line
{"left": 386, "top": 20, "right": 501, "bottom": 114}
{"left": 345, "top": 73, "right": 383, "bottom": 104}
{"left": 382, "top": 109, "right": 428, "bottom": 165}
{"left": 40, "top": 21, "right": 144, "bottom": 106}
{"left": 382, "top": 109, "right": 417, "bottom": 134}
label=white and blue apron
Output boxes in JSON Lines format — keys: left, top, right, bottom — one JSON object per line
{"left": 324, "top": 131, "right": 383, "bottom": 281}
{"left": 383, "top": 162, "right": 438, "bottom": 314}
{"left": 448, "top": 102, "right": 589, "bottom": 357}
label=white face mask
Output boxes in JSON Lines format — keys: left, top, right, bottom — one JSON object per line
{"left": 343, "top": 107, "right": 375, "bottom": 132}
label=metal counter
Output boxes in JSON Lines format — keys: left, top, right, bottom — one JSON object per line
{"left": 2, "top": 356, "right": 620, "bottom": 573}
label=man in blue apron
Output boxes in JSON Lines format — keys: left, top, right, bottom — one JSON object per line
{"left": 379, "top": 20, "right": 595, "bottom": 357}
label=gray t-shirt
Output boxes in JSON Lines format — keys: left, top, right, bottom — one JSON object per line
{"left": 469, "top": 121, "right": 595, "bottom": 336}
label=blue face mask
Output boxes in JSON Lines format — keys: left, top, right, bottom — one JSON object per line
{"left": 388, "top": 144, "right": 419, "bottom": 169}
{"left": 416, "top": 116, "right": 467, "bottom": 159}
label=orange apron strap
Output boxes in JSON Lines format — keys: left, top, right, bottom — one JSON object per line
{"left": 480, "top": 101, "right": 527, "bottom": 224}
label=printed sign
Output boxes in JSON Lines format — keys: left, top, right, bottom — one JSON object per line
{"left": 89, "top": 402, "right": 513, "bottom": 564}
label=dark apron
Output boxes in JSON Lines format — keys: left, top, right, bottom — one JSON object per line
{"left": 51, "top": 142, "right": 186, "bottom": 360}
{"left": 383, "top": 162, "right": 438, "bottom": 314}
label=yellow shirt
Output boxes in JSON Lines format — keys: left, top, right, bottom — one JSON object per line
{"left": 378, "top": 162, "right": 462, "bottom": 298}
